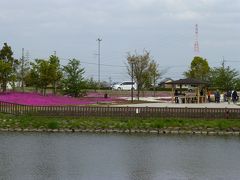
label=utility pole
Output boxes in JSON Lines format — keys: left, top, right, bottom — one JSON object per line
{"left": 25, "top": 50, "right": 29, "bottom": 62}
{"left": 54, "top": 51, "right": 56, "bottom": 56}
{"left": 21, "top": 48, "right": 25, "bottom": 92}
{"left": 109, "top": 76, "right": 112, "bottom": 87}
{"left": 97, "top": 38, "right": 102, "bottom": 88}
{"left": 222, "top": 56, "right": 225, "bottom": 68}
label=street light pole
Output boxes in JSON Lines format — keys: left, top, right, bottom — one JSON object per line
{"left": 21, "top": 48, "right": 25, "bottom": 92}
{"left": 131, "top": 62, "right": 134, "bottom": 103}
{"left": 97, "top": 38, "right": 102, "bottom": 88}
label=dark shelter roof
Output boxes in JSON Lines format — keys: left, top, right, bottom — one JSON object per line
{"left": 166, "top": 78, "right": 209, "bottom": 85}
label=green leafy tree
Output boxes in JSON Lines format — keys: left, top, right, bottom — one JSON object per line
{"left": 10, "top": 59, "right": 20, "bottom": 91}
{"left": 27, "top": 59, "right": 51, "bottom": 95}
{"left": 26, "top": 56, "right": 62, "bottom": 95}
{"left": 235, "top": 79, "right": 240, "bottom": 90}
{"left": 49, "top": 55, "right": 62, "bottom": 94}
{"left": 25, "top": 63, "right": 40, "bottom": 91}
{"left": 184, "top": 56, "right": 210, "bottom": 80}
{"left": 62, "top": 59, "right": 85, "bottom": 97}
{"left": 37, "top": 59, "right": 51, "bottom": 95}
{"left": 0, "top": 43, "right": 18, "bottom": 92}
{"left": 209, "top": 62, "right": 239, "bottom": 91}
{"left": 126, "top": 51, "right": 153, "bottom": 100}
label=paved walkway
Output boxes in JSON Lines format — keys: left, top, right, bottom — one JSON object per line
{"left": 115, "top": 102, "right": 240, "bottom": 108}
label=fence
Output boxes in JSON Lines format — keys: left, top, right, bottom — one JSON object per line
{"left": 0, "top": 101, "right": 239, "bottom": 119}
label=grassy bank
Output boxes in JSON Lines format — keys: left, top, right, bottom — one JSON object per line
{"left": 0, "top": 113, "right": 240, "bottom": 132}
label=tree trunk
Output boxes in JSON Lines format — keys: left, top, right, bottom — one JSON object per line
{"left": 2, "top": 80, "right": 7, "bottom": 93}
{"left": 21, "top": 80, "right": 24, "bottom": 92}
{"left": 137, "top": 84, "right": 140, "bottom": 101}
{"left": 153, "top": 86, "right": 156, "bottom": 97}
{"left": 44, "top": 87, "right": 47, "bottom": 96}
{"left": 52, "top": 82, "right": 56, "bottom": 95}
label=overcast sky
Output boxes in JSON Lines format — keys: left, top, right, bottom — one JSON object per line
{"left": 1, "top": 0, "right": 240, "bottom": 82}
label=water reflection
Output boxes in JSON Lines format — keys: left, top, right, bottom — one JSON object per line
{"left": 0, "top": 132, "right": 240, "bottom": 180}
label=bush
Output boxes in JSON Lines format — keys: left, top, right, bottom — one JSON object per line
{"left": 47, "top": 121, "right": 59, "bottom": 129}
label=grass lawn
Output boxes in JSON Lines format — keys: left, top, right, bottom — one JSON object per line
{"left": 0, "top": 113, "right": 240, "bottom": 131}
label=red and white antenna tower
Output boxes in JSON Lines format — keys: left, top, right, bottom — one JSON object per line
{"left": 194, "top": 24, "right": 199, "bottom": 55}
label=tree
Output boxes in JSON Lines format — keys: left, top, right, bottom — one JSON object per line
{"left": 37, "top": 59, "right": 52, "bottom": 95}
{"left": 49, "top": 55, "right": 62, "bottom": 94}
{"left": 126, "top": 51, "right": 154, "bottom": 100}
{"left": 184, "top": 56, "right": 210, "bottom": 80}
{"left": 146, "top": 60, "right": 161, "bottom": 96}
{"left": 27, "top": 59, "right": 51, "bottom": 95}
{"left": 62, "top": 59, "right": 85, "bottom": 97}
{"left": 26, "top": 56, "right": 62, "bottom": 95}
{"left": 0, "top": 43, "right": 18, "bottom": 92}
{"left": 25, "top": 63, "right": 40, "bottom": 91}
{"left": 209, "top": 62, "right": 239, "bottom": 91}
{"left": 235, "top": 79, "right": 240, "bottom": 91}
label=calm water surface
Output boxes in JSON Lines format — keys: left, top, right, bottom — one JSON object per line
{"left": 0, "top": 132, "right": 240, "bottom": 180}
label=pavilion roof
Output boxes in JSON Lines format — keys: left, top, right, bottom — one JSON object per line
{"left": 166, "top": 78, "right": 209, "bottom": 85}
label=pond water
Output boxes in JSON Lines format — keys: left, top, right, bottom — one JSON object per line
{"left": 0, "top": 132, "right": 240, "bottom": 180}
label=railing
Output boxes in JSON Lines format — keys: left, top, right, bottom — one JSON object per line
{"left": 0, "top": 101, "right": 239, "bottom": 119}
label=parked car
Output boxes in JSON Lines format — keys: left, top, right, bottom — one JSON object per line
{"left": 112, "top": 81, "right": 137, "bottom": 90}
{"left": 187, "top": 85, "right": 197, "bottom": 92}
{"left": 110, "top": 82, "right": 119, "bottom": 89}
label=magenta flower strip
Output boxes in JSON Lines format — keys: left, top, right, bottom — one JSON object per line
{"left": 0, "top": 92, "right": 115, "bottom": 106}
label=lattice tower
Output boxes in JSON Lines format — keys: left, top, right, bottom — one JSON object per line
{"left": 194, "top": 24, "right": 199, "bottom": 55}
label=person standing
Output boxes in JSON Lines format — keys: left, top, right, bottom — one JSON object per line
{"left": 215, "top": 90, "right": 220, "bottom": 103}
{"left": 226, "top": 90, "right": 232, "bottom": 104}
{"left": 174, "top": 90, "right": 179, "bottom": 103}
{"left": 232, "top": 90, "right": 238, "bottom": 104}
{"left": 207, "top": 90, "right": 211, "bottom": 102}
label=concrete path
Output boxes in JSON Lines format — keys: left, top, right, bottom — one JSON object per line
{"left": 114, "top": 102, "right": 240, "bottom": 108}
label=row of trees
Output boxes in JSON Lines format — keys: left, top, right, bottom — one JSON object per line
{"left": 125, "top": 53, "right": 240, "bottom": 98}
{"left": 0, "top": 43, "right": 87, "bottom": 97}
{"left": 0, "top": 43, "right": 162, "bottom": 99}
{"left": 26, "top": 57, "right": 87, "bottom": 97}
{"left": 1, "top": 42, "right": 239, "bottom": 98}
{"left": 184, "top": 56, "right": 240, "bottom": 91}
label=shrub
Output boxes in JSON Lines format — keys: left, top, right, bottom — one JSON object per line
{"left": 47, "top": 121, "right": 59, "bottom": 129}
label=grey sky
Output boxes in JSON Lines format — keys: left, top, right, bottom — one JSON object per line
{"left": 1, "top": 0, "right": 240, "bottom": 82}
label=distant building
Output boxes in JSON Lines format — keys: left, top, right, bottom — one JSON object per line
{"left": 6, "top": 83, "right": 12, "bottom": 90}
{"left": 158, "top": 78, "right": 191, "bottom": 89}
{"left": 158, "top": 78, "right": 173, "bottom": 88}
{"left": 0, "top": 82, "right": 21, "bottom": 90}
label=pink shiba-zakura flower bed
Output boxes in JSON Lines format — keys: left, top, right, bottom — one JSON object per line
{"left": 0, "top": 92, "right": 114, "bottom": 106}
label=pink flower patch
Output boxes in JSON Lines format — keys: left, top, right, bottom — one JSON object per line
{"left": 0, "top": 92, "right": 114, "bottom": 106}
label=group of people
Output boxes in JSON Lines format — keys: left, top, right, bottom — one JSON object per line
{"left": 174, "top": 88, "right": 239, "bottom": 104}
{"left": 225, "top": 90, "right": 239, "bottom": 104}
{"left": 213, "top": 90, "right": 239, "bottom": 104}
